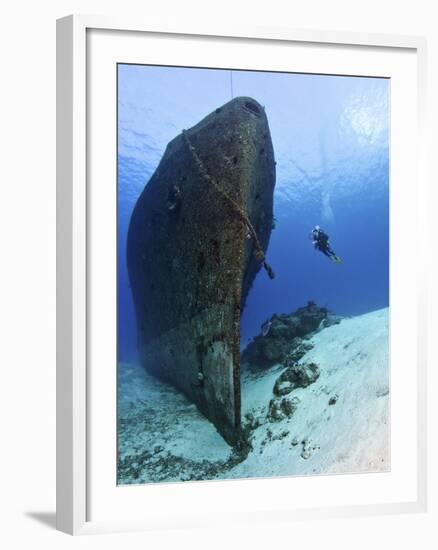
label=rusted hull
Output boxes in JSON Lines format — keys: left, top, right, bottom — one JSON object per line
{"left": 127, "top": 96, "right": 276, "bottom": 445}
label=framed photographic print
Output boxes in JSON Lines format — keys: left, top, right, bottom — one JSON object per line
{"left": 57, "top": 15, "right": 428, "bottom": 535}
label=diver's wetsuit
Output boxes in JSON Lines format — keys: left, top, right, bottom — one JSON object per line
{"left": 313, "top": 229, "right": 338, "bottom": 261}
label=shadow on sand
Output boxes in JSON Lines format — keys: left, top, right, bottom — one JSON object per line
{"left": 25, "top": 511, "right": 56, "bottom": 530}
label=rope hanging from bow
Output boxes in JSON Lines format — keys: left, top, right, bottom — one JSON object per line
{"left": 182, "top": 130, "right": 275, "bottom": 280}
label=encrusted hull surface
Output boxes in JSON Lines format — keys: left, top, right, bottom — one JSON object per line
{"left": 127, "top": 96, "right": 276, "bottom": 444}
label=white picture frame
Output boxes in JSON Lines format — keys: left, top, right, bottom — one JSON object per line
{"left": 56, "top": 14, "right": 428, "bottom": 535}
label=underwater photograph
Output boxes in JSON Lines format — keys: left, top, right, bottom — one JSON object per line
{"left": 117, "top": 64, "right": 390, "bottom": 485}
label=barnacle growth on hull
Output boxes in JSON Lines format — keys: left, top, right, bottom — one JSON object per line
{"left": 127, "top": 97, "right": 276, "bottom": 445}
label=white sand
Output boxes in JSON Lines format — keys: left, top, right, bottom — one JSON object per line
{"left": 118, "top": 307, "right": 389, "bottom": 484}
{"left": 118, "top": 364, "right": 231, "bottom": 484}
{"left": 226, "top": 307, "right": 389, "bottom": 479}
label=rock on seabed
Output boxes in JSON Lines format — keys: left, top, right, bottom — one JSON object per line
{"left": 242, "top": 301, "right": 339, "bottom": 369}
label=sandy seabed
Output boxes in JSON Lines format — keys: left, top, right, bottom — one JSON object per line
{"left": 117, "top": 308, "right": 389, "bottom": 484}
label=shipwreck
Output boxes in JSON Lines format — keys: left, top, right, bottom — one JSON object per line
{"left": 127, "top": 96, "right": 276, "bottom": 445}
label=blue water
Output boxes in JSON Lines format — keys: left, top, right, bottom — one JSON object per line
{"left": 118, "top": 64, "right": 389, "bottom": 362}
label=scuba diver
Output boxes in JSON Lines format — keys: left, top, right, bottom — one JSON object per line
{"left": 311, "top": 225, "right": 342, "bottom": 263}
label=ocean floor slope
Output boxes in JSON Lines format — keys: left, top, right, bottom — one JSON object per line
{"left": 118, "top": 307, "right": 389, "bottom": 484}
